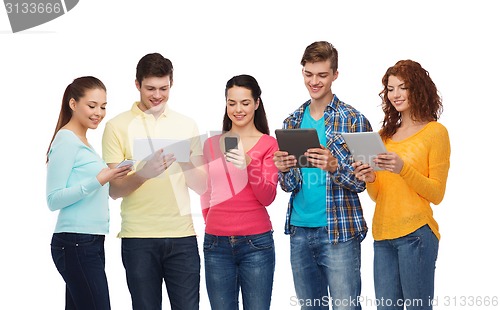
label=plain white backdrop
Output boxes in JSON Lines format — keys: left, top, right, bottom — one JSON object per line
{"left": 1, "top": 1, "right": 499, "bottom": 309}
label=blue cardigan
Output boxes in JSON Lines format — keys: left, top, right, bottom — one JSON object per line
{"left": 46, "top": 129, "right": 109, "bottom": 234}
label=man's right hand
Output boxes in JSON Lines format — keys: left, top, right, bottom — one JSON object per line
{"left": 273, "top": 150, "right": 297, "bottom": 173}
{"left": 136, "top": 149, "right": 175, "bottom": 180}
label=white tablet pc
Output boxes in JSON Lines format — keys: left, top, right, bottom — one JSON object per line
{"left": 275, "top": 129, "right": 321, "bottom": 168}
{"left": 340, "top": 132, "right": 387, "bottom": 171}
{"left": 133, "top": 138, "right": 191, "bottom": 163}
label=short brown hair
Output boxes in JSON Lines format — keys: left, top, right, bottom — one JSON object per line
{"left": 300, "top": 41, "right": 338, "bottom": 72}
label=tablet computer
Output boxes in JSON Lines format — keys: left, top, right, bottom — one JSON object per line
{"left": 275, "top": 128, "right": 321, "bottom": 168}
{"left": 340, "top": 132, "right": 387, "bottom": 171}
{"left": 133, "top": 138, "right": 191, "bottom": 163}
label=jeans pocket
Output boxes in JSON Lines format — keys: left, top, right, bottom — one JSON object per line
{"left": 203, "top": 234, "right": 216, "bottom": 251}
{"left": 248, "top": 232, "right": 274, "bottom": 250}
{"left": 51, "top": 244, "right": 66, "bottom": 273}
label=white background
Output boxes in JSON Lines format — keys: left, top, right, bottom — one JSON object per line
{"left": 1, "top": 1, "right": 499, "bottom": 309}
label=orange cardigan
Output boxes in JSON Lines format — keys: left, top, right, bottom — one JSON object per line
{"left": 367, "top": 121, "right": 450, "bottom": 241}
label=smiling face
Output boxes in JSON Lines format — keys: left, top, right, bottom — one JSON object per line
{"left": 302, "top": 60, "right": 338, "bottom": 104}
{"left": 387, "top": 75, "right": 410, "bottom": 114}
{"left": 225, "top": 86, "right": 259, "bottom": 130}
{"left": 136, "top": 75, "right": 171, "bottom": 115}
{"left": 69, "top": 87, "right": 107, "bottom": 130}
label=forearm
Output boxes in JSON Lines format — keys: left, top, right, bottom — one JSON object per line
{"left": 278, "top": 169, "right": 301, "bottom": 192}
{"left": 334, "top": 161, "right": 366, "bottom": 193}
{"left": 400, "top": 162, "right": 449, "bottom": 205}
{"left": 109, "top": 172, "right": 147, "bottom": 199}
{"left": 180, "top": 155, "right": 207, "bottom": 195}
{"left": 47, "top": 178, "right": 102, "bottom": 211}
{"left": 183, "top": 165, "right": 207, "bottom": 195}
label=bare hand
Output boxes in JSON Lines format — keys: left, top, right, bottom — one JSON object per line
{"left": 352, "top": 161, "right": 376, "bottom": 183}
{"left": 97, "top": 165, "right": 133, "bottom": 186}
{"left": 373, "top": 152, "right": 403, "bottom": 173}
{"left": 305, "top": 145, "right": 338, "bottom": 172}
{"left": 273, "top": 150, "right": 296, "bottom": 172}
{"left": 225, "top": 148, "right": 247, "bottom": 170}
{"left": 136, "top": 149, "right": 175, "bottom": 179}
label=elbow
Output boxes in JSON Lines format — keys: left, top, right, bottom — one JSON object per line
{"left": 430, "top": 193, "right": 445, "bottom": 205}
{"left": 194, "top": 182, "right": 208, "bottom": 196}
{"left": 46, "top": 196, "right": 60, "bottom": 212}
{"left": 108, "top": 187, "right": 122, "bottom": 200}
{"left": 429, "top": 184, "right": 447, "bottom": 205}
{"left": 260, "top": 190, "right": 277, "bottom": 207}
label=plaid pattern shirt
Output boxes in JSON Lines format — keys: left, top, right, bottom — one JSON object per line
{"left": 279, "top": 95, "right": 373, "bottom": 244}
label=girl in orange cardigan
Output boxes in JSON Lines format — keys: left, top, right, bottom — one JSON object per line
{"left": 353, "top": 60, "right": 450, "bottom": 310}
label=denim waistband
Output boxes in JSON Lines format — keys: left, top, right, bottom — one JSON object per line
{"left": 206, "top": 230, "right": 273, "bottom": 242}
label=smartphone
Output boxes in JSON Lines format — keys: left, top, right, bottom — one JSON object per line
{"left": 116, "top": 159, "right": 136, "bottom": 168}
{"left": 224, "top": 136, "right": 238, "bottom": 153}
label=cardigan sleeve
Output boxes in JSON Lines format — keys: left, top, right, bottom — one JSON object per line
{"left": 399, "top": 124, "right": 450, "bottom": 205}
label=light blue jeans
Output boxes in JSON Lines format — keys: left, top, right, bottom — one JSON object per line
{"left": 374, "top": 225, "right": 439, "bottom": 310}
{"left": 203, "top": 231, "right": 275, "bottom": 310}
{"left": 290, "top": 226, "right": 362, "bottom": 310}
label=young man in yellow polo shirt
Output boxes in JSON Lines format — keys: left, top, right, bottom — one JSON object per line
{"left": 102, "top": 52, "right": 206, "bottom": 310}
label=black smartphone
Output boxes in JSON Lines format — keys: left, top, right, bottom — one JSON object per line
{"left": 224, "top": 136, "right": 238, "bottom": 153}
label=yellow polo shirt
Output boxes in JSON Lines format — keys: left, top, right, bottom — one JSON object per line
{"left": 102, "top": 102, "right": 202, "bottom": 238}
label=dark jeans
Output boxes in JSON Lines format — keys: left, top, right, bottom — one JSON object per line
{"left": 51, "top": 233, "right": 110, "bottom": 310}
{"left": 121, "top": 236, "right": 201, "bottom": 310}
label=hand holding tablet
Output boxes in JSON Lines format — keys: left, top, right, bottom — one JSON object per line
{"left": 275, "top": 129, "right": 321, "bottom": 168}
{"left": 340, "top": 132, "right": 387, "bottom": 171}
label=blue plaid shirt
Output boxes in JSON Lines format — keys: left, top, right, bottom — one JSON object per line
{"left": 279, "top": 95, "right": 372, "bottom": 244}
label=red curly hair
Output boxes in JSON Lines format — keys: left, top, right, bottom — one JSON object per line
{"left": 379, "top": 60, "right": 443, "bottom": 139}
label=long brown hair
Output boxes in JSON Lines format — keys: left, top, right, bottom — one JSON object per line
{"left": 46, "top": 76, "right": 106, "bottom": 163}
{"left": 379, "top": 60, "right": 442, "bottom": 139}
{"left": 222, "top": 74, "right": 270, "bottom": 135}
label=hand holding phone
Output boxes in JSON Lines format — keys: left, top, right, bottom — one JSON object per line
{"left": 224, "top": 136, "right": 239, "bottom": 153}
{"left": 116, "top": 159, "right": 136, "bottom": 168}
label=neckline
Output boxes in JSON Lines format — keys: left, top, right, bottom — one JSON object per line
{"left": 388, "top": 121, "right": 434, "bottom": 143}
{"left": 59, "top": 129, "right": 94, "bottom": 149}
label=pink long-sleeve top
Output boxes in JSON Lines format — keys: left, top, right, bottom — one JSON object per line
{"left": 200, "top": 134, "right": 279, "bottom": 236}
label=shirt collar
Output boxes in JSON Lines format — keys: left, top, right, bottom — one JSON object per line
{"left": 131, "top": 101, "right": 170, "bottom": 118}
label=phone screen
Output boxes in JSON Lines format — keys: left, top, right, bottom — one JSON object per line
{"left": 224, "top": 136, "right": 238, "bottom": 153}
{"left": 116, "top": 159, "right": 136, "bottom": 168}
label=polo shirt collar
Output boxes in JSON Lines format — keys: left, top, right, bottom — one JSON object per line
{"left": 131, "top": 101, "right": 170, "bottom": 118}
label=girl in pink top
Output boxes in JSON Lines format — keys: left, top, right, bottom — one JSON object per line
{"left": 201, "top": 74, "right": 278, "bottom": 309}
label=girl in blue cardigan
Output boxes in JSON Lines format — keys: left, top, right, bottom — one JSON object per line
{"left": 46, "top": 76, "right": 131, "bottom": 309}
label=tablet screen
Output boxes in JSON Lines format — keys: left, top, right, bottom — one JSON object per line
{"left": 340, "top": 132, "right": 387, "bottom": 171}
{"left": 275, "top": 129, "right": 321, "bottom": 168}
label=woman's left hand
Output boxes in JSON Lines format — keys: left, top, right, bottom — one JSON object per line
{"left": 373, "top": 152, "right": 404, "bottom": 173}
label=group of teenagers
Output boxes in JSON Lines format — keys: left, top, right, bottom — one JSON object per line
{"left": 45, "top": 40, "right": 451, "bottom": 310}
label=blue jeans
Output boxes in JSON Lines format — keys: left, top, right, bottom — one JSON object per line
{"left": 374, "top": 225, "right": 439, "bottom": 310}
{"left": 121, "top": 236, "right": 200, "bottom": 310}
{"left": 203, "top": 231, "right": 275, "bottom": 310}
{"left": 290, "top": 226, "right": 362, "bottom": 310}
{"left": 50, "top": 233, "right": 110, "bottom": 310}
